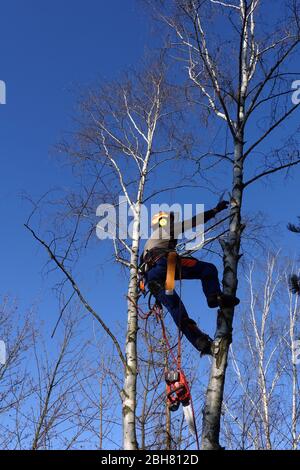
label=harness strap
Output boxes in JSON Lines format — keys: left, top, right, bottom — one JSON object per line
{"left": 165, "top": 251, "right": 177, "bottom": 295}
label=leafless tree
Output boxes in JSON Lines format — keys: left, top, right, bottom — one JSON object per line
{"left": 150, "top": 0, "right": 300, "bottom": 448}
{"left": 80, "top": 335, "right": 123, "bottom": 449}
{"left": 0, "top": 297, "right": 35, "bottom": 448}
{"left": 222, "top": 254, "right": 300, "bottom": 449}
{"left": 28, "top": 313, "right": 91, "bottom": 450}
{"left": 25, "top": 58, "right": 194, "bottom": 449}
{"left": 0, "top": 293, "right": 122, "bottom": 449}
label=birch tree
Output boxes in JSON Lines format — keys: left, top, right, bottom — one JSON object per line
{"left": 223, "top": 254, "right": 300, "bottom": 449}
{"left": 152, "top": 0, "right": 300, "bottom": 449}
{"left": 25, "top": 60, "right": 189, "bottom": 449}
{"left": 0, "top": 299, "right": 104, "bottom": 449}
{"left": 0, "top": 298, "right": 35, "bottom": 448}
{"left": 30, "top": 314, "right": 93, "bottom": 450}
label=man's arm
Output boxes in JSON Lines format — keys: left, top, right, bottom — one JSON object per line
{"left": 204, "top": 200, "right": 229, "bottom": 222}
{"left": 173, "top": 200, "right": 229, "bottom": 236}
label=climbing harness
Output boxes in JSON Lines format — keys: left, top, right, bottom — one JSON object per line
{"left": 138, "top": 247, "right": 177, "bottom": 297}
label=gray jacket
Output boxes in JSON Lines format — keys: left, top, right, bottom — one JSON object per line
{"left": 143, "top": 208, "right": 217, "bottom": 258}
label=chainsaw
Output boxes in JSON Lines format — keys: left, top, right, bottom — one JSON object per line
{"left": 165, "top": 369, "right": 197, "bottom": 437}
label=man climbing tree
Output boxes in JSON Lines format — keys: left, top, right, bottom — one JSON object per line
{"left": 141, "top": 202, "right": 239, "bottom": 356}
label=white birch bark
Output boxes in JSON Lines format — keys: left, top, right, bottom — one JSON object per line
{"left": 122, "top": 88, "right": 161, "bottom": 449}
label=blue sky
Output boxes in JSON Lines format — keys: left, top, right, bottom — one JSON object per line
{"left": 0, "top": 0, "right": 150, "bottom": 306}
{"left": 0, "top": 0, "right": 153, "bottom": 448}
{"left": 1, "top": 0, "right": 299, "bottom": 362}
{"left": 1, "top": 0, "right": 300, "bottom": 449}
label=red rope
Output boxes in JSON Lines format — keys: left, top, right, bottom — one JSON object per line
{"left": 127, "top": 295, "right": 152, "bottom": 320}
{"left": 127, "top": 287, "right": 200, "bottom": 450}
{"left": 154, "top": 304, "right": 178, "bottom": 366}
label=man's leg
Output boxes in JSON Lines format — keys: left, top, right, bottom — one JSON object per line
{"left": 178, "top": 258, "right": 239, "bottom": 308}
{"left": 146, "top": 259, "right": 212, "bottom": 354}
{"left": 153, "top": 286, "right": 213, "bottom": 354}
{"left": 178, "top": 258, "right": 221, "bottom": 305}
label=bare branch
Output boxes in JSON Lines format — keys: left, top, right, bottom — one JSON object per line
{"left": 243, "top": 103, "right": 300, "bottom": 160}
{"left": 243, "top": 158, "right": 300, "bottom": 187}
{"left": 209, "top": 0, "right": 240, "bottom": 9}
{"left": 24, "top": 223, "right": 126, "bottom": 367}
{"left": 123, "top": 91, "right": 149, "bottom": 144}
{"left": 245, "top": 39, "right": 300, "bottom": 121}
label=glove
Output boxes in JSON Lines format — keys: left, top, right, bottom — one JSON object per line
{"left": 215, "top": 200, "right": 229, "bottom": 212}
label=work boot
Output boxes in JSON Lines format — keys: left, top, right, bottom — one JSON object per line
{"left": 197, "top": 334, "right": 214, "bottom": 357}
{"left": 217, "top": 294, "right": 240, "bottom": 308}
{"left": 207, "top": 293, "right": 240, "bottom": 309}
{"left": 200, "top": 340, "right": 213, "bottom": 357}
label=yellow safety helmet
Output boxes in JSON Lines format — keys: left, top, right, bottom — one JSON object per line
{"left": 151, "top": 211, "right": 169, "bottom": 227}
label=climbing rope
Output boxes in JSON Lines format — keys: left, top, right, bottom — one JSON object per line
{"left": 127, "top": 265, "right": 200, "bottom": 450}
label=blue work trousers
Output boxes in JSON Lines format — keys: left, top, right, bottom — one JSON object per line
{"left": 146, "top": 256, "right": 221, "bottom": 351}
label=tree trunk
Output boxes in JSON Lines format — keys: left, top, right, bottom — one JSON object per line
{"left": 99, "top": 376, "right": 103, "bottom": 450}
{"left": 201, "top": 136, "right": 244, "bottom": 449}
{"left": 121, "top": 122, "right": 155, "bottom": 449}
{"left": 122, "top": 214, "right": 140, "bottom": 449}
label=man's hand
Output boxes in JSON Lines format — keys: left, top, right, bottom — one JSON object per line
{"left": 215, "top": 200, "right": 229, "bottom": 212}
